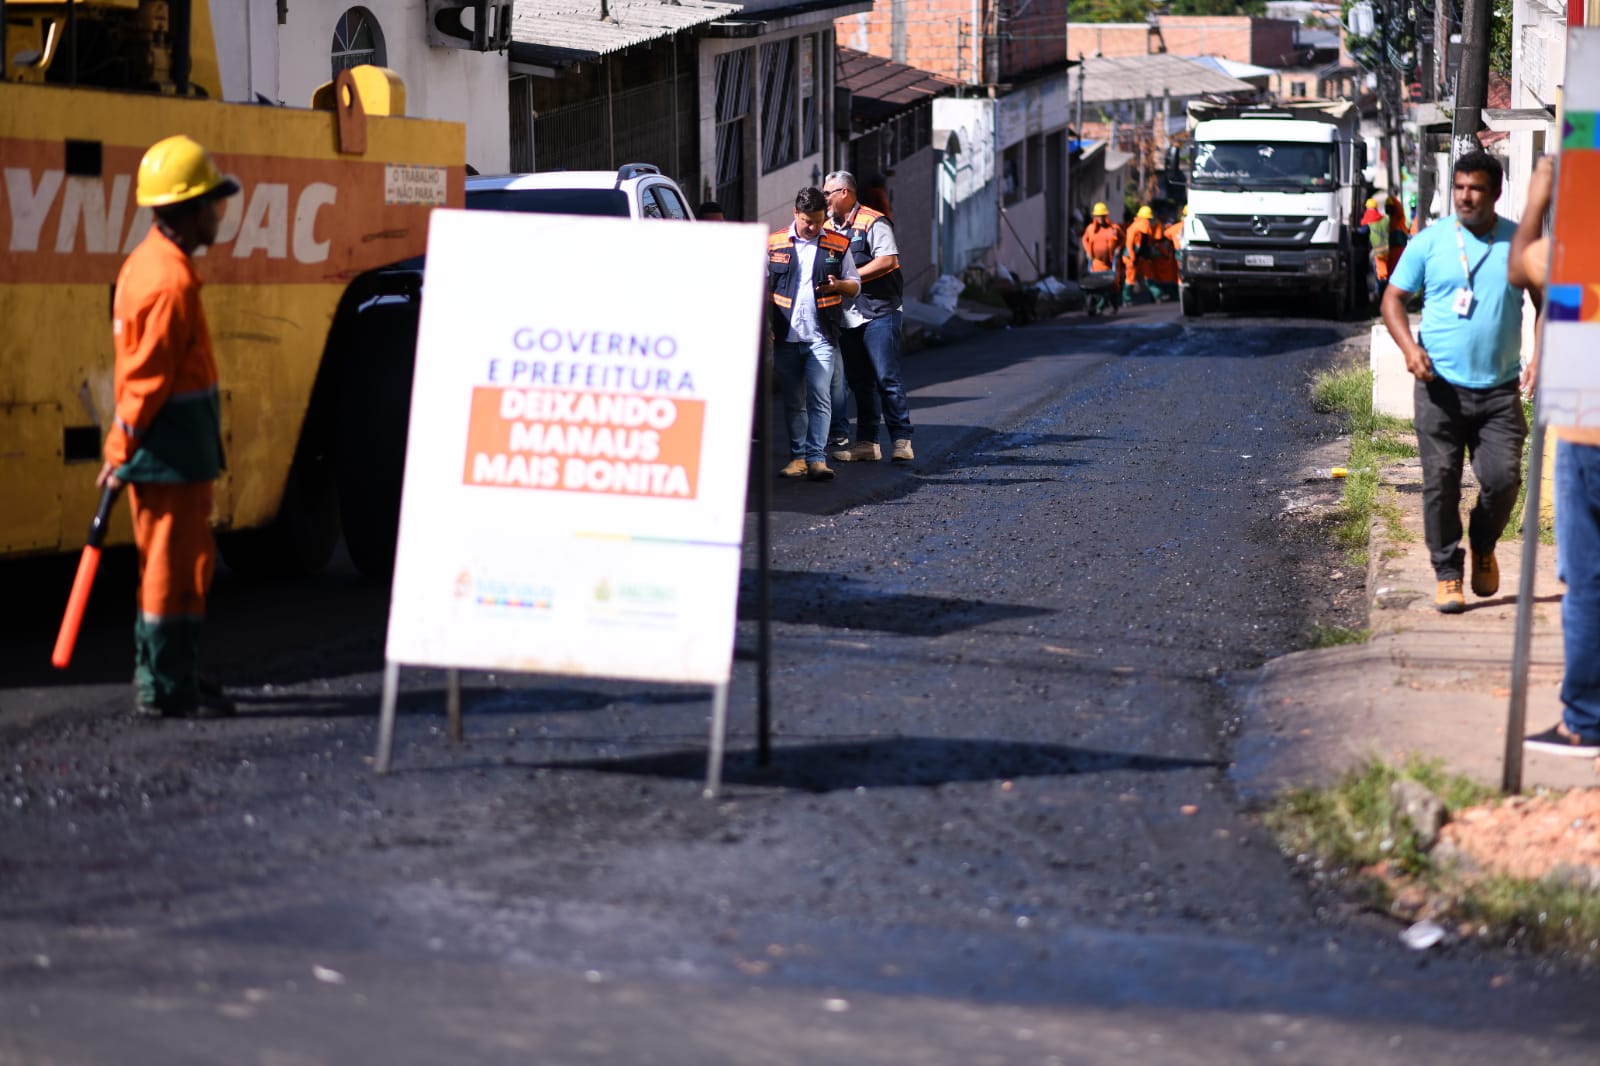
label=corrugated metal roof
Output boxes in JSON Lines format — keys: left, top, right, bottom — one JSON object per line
{"left": 510, "top": 0, "right": 744, "bottom": 61}
{"left": 836, "top": 47, "right": 957, "bottom": 127}
{"left": 1186, "top": 54, "right": 1276, "bottom": 80}
{"left": 1078, "top": 53, "right": 1257, "bottom": 104}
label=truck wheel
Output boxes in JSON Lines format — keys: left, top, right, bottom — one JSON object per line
{"left": 1180, "top": 286, "right": 1204, "bottom": 318}
{"left": 217, "top": 451, "right": 341, "bottom": 577}
{"left": 336, "top": 301, "right": 418, "bottom": 580}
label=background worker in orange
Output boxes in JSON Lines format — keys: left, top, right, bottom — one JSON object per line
{"left": 97, "top": 135, "right": 240, "bottom": 719}
{"left": 1080, "top": 202, "right": 1122, "bottom": 272}
{"left": 1147, "top": 211, "right": 1181, "bottom": 302}
{"left": 1124, "top": 205, "right": 1158, "bottom": 304}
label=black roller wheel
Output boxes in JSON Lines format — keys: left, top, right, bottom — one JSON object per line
{"left": 336, "top": 300, "right": 419, "bottom": 581}
{"left": 217, "top": 449, "right": 340, "bottom": 577}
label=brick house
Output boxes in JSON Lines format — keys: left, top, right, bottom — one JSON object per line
{"left": 1067, "top": 16, "right": 1301, "bottom": 70}
{"left": 836, "top": 47, "right": 955, "bottom": 295}
{"left": 839, "top": 0, "right": 1075, "bottom": 282}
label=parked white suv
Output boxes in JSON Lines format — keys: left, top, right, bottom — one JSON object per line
{"left": 465, "top": 164, "right": 697, "bottom": 220}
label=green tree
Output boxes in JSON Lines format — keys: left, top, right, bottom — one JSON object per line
{"left": 1074, "top": 0, "right": 1157, "bottom": 21}
{"left": 1489, "top": 3, "right": 1513, "bottom": 77}
{"left": 1168, "top": 0, "right": 1267, "bottom": 14}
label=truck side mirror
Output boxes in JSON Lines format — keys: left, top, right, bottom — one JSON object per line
{"left": 1165, "top": 145, "right": 1187, "bottom": 189}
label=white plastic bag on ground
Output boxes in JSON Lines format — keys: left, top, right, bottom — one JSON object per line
{"left": 926, "top": 275, "right": 964, "bottom": 312}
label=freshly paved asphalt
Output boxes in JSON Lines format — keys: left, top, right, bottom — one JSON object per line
{"left": 3, "top": 301, "right": 1597, "bottom": 1063}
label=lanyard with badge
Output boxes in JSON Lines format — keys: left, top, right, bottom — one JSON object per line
{"left": 1451, "top": 220, "right": 1490, "bottom": 317}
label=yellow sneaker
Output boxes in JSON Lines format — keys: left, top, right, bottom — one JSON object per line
{"left": 1435, "top": 578, "right": 1465, "bottom": 614}
{"left": 1471, "top": 549, "right": 1499, "bottom": 597}
{"left": 892, "top": 438, "right": 914, "bottom": 462}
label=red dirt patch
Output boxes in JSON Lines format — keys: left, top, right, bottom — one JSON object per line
{"left": 1437, "top": 790, "right": 1600, "bottom": 885}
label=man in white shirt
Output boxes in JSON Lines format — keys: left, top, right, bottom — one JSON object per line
{"left": 765, "top": 187, "right": 861, "bottom": 481}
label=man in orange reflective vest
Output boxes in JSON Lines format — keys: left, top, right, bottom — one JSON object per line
{"left": 767, "top": 186, "right": 861, "bottom": 482}
{"left": 823, "top": 169, "right": 915, "bottom": 464}
{"left": 1124, "top": 205, "right": 1158, "bottom": 304}
{"left": 98, "top": 135, "right": 239, "bottom": 719}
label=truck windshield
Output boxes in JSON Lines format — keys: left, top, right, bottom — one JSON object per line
{"left": 1191, "top": 142, "right": 1337, "bottom": 190}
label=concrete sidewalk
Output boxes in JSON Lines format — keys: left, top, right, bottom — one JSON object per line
{"left": 1235, "top": 416, "right": 1597, "bottom": 801}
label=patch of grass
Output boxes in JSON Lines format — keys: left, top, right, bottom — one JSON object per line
{"left": 1269, "top": 759, "right": 1600, "bottom": 958}
{"left": 1267, "top": 757, "right": 1479, "bottom": 877}
{"left": 1311, "top": 365, "right": 1418, "bottom": 564}
{"left": 1306, "top": 622, "right": 1369, "bottom": 648}
{"left": 1452, "top": 875, "right": 1600, "bottom": 956}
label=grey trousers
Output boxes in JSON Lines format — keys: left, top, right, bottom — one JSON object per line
{"left": 1413, "top": 377, "right": 1527, "bottom": 580}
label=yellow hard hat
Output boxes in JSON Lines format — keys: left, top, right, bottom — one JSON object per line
{"left": 136, "top": 135, "right": 240, "bottom": 208}
{"left": 1365, "top": 197, "right": 1377, "bottom": 209}
{"left": 1181, "top": 205, "right": 1189, "bottom": 217}
{"left": 1092, "top": 202, "right": 1110, "bottom": 216}
{"left": 1136, "top": 205, "right": 1154, "bottom": 219}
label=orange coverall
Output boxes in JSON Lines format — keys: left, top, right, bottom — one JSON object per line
{"left": 1124, "top": 216, "right": 1157, "bottom": 287}
{"left": 105, "top": 226, "right": 225, "bottom": 711}
{"left": 1080, "top": 219, "right": 1123, "bottom": 273}
{"left": 1148, "top": 225, "right": 1180, "bottom": 290}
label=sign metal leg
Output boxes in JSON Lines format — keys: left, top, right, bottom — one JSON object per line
{"left": 446, "top": 668, "right": 463, "bottom": 743}
{"left": 375, "top": 659, "right": 401, "bottom": 774}
{"left": 704, "top": 681, "right": 731, "bottom": 799}
{"left": 1503, "top": 421, "right": 1548, "bottom": 795}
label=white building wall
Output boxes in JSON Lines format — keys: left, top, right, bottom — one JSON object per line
{"left": 932, "top": 96, "right": 998, "bottom": 274}
{"left": 699, "top": 27, "right": 839, "bottom": 231}
{"left": 207, "top": 0, "right": 281, "bottom": 102}
{"left": 279, "top": 0, "right": 510, "bottom": 172}
{"left": 1503, "top": 0, "right": 1565, "bottom": 220}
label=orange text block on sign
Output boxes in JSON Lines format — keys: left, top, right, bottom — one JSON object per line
{"left": 462, "top": 386, "right": 706, "bottom": 500}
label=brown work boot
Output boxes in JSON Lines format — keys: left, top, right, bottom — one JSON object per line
{"left": 847, "top": 441, "right": 882, "bottom": 462}
{"left": 778, "top": 458, "right": 808, "bottom": 478}
{"left": 892, "top": 438, "right": 914, "bottom": 462}
{"left": 1434, "top": 578, "right": 1465, "bottom": 614}
{"left": 1471, "top": 548, "right": 1499, "bottom": 597}
{"left": 806, "top": 461, "right": 834, "bottom": 482}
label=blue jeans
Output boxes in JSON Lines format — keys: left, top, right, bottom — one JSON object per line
{"left": 1557, "top": 440, "right": 1600, "bottom": 741}
{"left": 775, "top": 338, "right": 835, "bottom": 463}
{"left": 839, "top": 311, "right": 913, "bottom": 443}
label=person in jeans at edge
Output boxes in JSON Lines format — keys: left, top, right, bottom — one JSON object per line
{"left": 821, "top": 169, "right": 915, "bottom": 463}
{"left": 1381, "top": 150, "right": 1535, "bottom": 614}
{"left": 766, "top": 186, "right": 860, "bottom": 482}
{"left": 1506, "top": 155, "right": 1600, "bottom": 757}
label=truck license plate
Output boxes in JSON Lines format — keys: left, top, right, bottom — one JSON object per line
{"left": 1244, "top": 254, "right": 1274, "bottom": 267}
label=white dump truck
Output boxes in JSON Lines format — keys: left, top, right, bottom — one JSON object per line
{"left": 1171, "top": 101, "right": 1371, "bottom": 318}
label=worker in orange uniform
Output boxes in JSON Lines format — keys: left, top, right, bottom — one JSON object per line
{"left": 1147, "top": 210, "right": 1181, "bottom": 302}
{"left": 98, "top": 135, "right": 240, "bottom": 719}
{"left": 1384, "top": 191, "right": 1410, "bottom": 272}
{"left": 1080, "top": 202, "right": 1124, "bottom": 313}
{"left": 1360, "top": 196, "right": 1390, "bottom": 285}
{"left": 1124, "top": 204, "right": 1158, "bottom": 305}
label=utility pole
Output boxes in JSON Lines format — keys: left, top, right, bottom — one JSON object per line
{"left": 1451, "top": 0, "right": 1492, "bottom": 160}
{"left": 1075, "top": 52, "right": 1085, "bottom": 138}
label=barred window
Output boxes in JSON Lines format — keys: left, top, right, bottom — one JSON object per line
{"left": 800, "top": 35, "right": 820, "bottom": 156}
{"left": 760, "top": 39, "right": 798, "bottom": 173}
{"left": 331, "top": 7, "right": 385, "bottom": 77}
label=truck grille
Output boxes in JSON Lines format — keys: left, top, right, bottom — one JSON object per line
{"left": 1198, "top": 215, "right": 1321, "bottom": 248}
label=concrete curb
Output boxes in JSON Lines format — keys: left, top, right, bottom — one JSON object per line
{"left": 1231, "top": 342, "right": 1595, "bottom": 804}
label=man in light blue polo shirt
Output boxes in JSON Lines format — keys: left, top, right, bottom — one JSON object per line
{"left": 1382, "top": 150, "right": 1533, "bottom": 613}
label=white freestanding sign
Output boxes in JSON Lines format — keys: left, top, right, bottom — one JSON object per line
{"left": 376, "top": 209, "right": 769, "bottom": 783}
